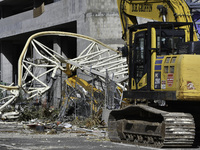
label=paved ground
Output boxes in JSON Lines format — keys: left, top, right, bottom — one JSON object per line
{"left": 0, "top": 133, "right": 200, "bottom": 150}
{"left": 0, "top": 121, "right": 199, "bottom": 150}
{"left": 0, "top": 133, "right": 150, "bottom": 150}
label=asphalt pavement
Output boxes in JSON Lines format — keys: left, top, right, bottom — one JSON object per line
{"left": 0, "top": 121, "right": 199, "bottom": 150}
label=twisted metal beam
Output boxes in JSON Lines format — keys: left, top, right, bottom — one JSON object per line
{"left": 0, "top": 31, "right": 128, "bottom": 111}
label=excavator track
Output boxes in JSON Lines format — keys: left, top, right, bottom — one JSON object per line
{"left": 108, "top": 105, "right": 195, "bottom": 148}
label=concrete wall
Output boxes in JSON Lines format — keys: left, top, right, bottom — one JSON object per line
{"left": 77, "top": 0, "right": 124, "bottom": 54}
{"left": 0, "top": 1, "right": 83, "bottom": 38}
{"left": 86, "top": 1, "right": 123, "bottom": 48}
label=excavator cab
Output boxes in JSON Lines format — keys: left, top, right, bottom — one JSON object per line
{"left": 130, "top": 29, "right": 182, "bottom": 80}
{"left": 123, "top": 22, "right": 200, "bottom": 101}
{"left": 129, "top": 22, "right": 187, "bottom": 90}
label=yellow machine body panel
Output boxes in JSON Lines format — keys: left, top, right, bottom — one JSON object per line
{"left": 176, "top": 55, "right": 200, "bottom": 100}
{"left": 132, "top": 53, "right": 200, "bottom": 101}
{"left": 153, "top": 55, "right": 200, "bottom": 101}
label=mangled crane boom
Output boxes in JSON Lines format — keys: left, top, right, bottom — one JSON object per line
{"left": 0, "top": 31, "right": 128, "bottom": 112}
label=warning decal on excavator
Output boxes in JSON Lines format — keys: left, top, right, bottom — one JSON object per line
{"left": 161, "top": 80, "right": 166, "bottom": 89}
{"left": 187, "top": 81, "right": 195, "bottom": 90}
{"left": 167, "top": 73, "right": 174, "bottom": 87}
{"left": 154, "top": 72, "right": 161, "bottom": 89}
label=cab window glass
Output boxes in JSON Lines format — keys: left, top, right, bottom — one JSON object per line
{"left": 134, "top": 32, "right": 146, "bottom": 83}
{"left": 135, "top": 38, "right": 144, "bottom": 61}
{"left": 171, "top": 57, "right": 176, "bottom": 63}
{"left": 165, "top": 57, "right": 171, "bottom": 63}
{"left": 156, "top": 30, "right": 185, "bottom": 55}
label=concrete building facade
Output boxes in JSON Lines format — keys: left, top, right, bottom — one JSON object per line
{"left": 0, "top": 0, "right": 124, "bottom": 85}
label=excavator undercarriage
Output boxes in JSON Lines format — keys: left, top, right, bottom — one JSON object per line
{"left": 108, "top": 105, "right": 195, "bottom": 148}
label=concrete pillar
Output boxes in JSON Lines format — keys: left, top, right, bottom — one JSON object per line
{"left": 0, "top": 6, "right": 2, "bottom": 19}
{"left": 32, "top": 43, "right": 47, "bottom": 104}
{"left": 0, "top": 42, "right": 13, "bottom": 84}
{"left": 102, "top": 108, "right": 111, "bottom": 126}
{"left": 52, "top": 37, "right": 62, "bottom": 108}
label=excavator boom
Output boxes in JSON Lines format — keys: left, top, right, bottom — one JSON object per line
{"left": 117, "top": 0, "right": 198, "bottom": 42}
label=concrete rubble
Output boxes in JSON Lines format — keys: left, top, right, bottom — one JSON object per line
{"left": 0, "top": 119, "right": 108, "bottom": 142}
{"left": 0, "top": 73, "right": 113, "bottom": 142}
{"left": 0, "top": 98, "right": 108, "bottom": 141}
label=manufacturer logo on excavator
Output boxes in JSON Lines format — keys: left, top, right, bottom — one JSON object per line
{"left": 132, "top": 4, "right": 152, "bottom": 12}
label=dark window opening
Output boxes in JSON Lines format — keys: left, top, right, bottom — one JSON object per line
{"left": 156, "top": 29, "right": 185, "bottom": 55}
{"left": 0, "top": 0, "right": 55, "bottom": 18}
{"left": 134, "top": 32, "right": 146, "bottom": 84}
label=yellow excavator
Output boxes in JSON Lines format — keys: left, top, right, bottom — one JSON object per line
{"left": 108, "top": 0, "right": 200, "bottom": 148}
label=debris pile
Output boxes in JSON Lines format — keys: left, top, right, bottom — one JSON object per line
{"left": 0, "top": 31, "right": 128, "bottom": 141}
{"left": 0, "top": 67, "right": 121, "bottom": 138}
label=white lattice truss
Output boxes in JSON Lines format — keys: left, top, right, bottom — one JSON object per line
{"left": 0, "top": 31, "right": 128, "bottom": 111}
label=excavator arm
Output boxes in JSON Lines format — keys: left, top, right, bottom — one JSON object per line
{"left": 117, "top": 0, "right": 198, "bottom": 42}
